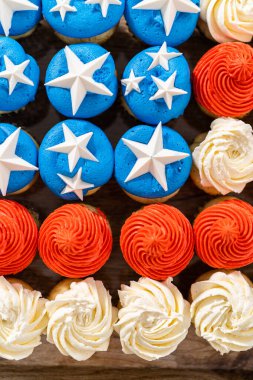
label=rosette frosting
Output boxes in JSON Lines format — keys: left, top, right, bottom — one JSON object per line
{"left": 193, "top": 42, "right": 253, "bottom": 118}
{"left": 194, "top": 198, "right": 253, "bottom": 268}
{"left": 190, "top": 271, "right": 253, "bottom": 354}
{"left": 114, "top": 277, "right": 191, "bottom": 361}
{"left": 120, "top": 204, "right": 194, "bottom": 280}
{"left": 38, "top": 204, "right": 112, "bottom": 278}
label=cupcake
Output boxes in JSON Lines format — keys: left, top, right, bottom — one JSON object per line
{"left": 0, "top": 37, "right": 40, "bottom": 113}
{"left": 46, "top": 278, "right": 117, "bottom": 361}
{"left": 114, "top": 277, "right": 191, "bottom": 361}
{"left": 190, "top": 270, "right": 253, "bottom": 354}
{"left": 0, "top": 0, "right": 41, "bottom": 39}
{"left": 45, "top": 43, "right": 118, "bottom": 119}
{"left": 38, "top": 204, "right": 113, "bottom": 277}
{"left": 0, "top": 276, "right": 47, "bottom": 360}
{"left": 42, "top": 0, "right": 125, "bottom": 44}
{"left": 120, "top": 204, "right": 194, "bottom": 279}
{"left": 125, "top": 0, "right": 200, "bottom": 46}
{"left": 193, "top": 42, "right": 253, "bottom": 118}
{"left": 39, "top": 120, "right": 113, "bottom": 200}
{"left": 191, "top": 118, "right": 253, "bottom": 195}
{"left": 194, "top": 198, "right": 253, "bottom": 269}
{"left": 121, "top": 43, "right": 191, "bottom": 124}
{"left": 115, "top": 122, "right": 192, "bottom": 203}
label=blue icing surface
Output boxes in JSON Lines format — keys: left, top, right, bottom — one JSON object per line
{"left": 125, "top": 0, "right": 200, "bottom": 46}
{"left": 0, "top": 37, "right": 40, "bottom": 112}
{"left": 122, "top": 46, "right": 191, "bottom": 125}
{"left": 39, "top": 119, "right": 114, "bottom": 200}
{"left": 115, "top": 124, "right": 192, "bottom": 198}
{"left": 0, "top": 123, "right": 38, "bottom": 195}
{"left": 45, "top": 43, "right": 118, "bottom": 119}
{"left": 43, "top": 0, "right": 125, "bottom": 38}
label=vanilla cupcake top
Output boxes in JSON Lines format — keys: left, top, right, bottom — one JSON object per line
{"left": 190, "top": 271, "right": 253, "bottom": 354}
{"left": 114, "top": 277, "right": 191, "bottom": 361}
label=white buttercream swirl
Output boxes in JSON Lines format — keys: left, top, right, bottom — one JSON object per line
{"left": 46, "top": 278, "right": 118, "bottom": 361}
{"left": 192, "top": 117, "right": 253, "bottom": 195}
{"left": 114, "top": 277, "right": 191, "bottom": 361}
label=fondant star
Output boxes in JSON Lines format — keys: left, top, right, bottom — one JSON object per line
{"left": 0, "top": 128, "right": 38, "bottom": 196}
{"left": 122, "top": 122, "right": 189, "bottom": 191}
{"left": 121, "top": 69, "right": 145, "bottom": 96}
{"left": 146, "top": 42, "right": 182, "bottom": 71}
{"left": 58, "top": 167, "right": 94, "bottom": 200}
{"left": 133, "top": 0, "right": 200, "bottom": 36}
{"left": 150, "top": 71, "right": 187, "bottom": 110}
{"left": 0, "top": 55, "right": 34, "bottom": 95}
{"left": 50, "top": 0, "right": 77, "bottom": 21}
{"left": 85, "top": 0, "right": 122, "bottom": 17}
{"left": 47, "top": 123, "right": 98, "bottom": 172}
{"left": 0, "top": 0, "right": 39, "bottom": 36}
{"left": 45, "top": 46, "right": 113, "bottom": 115}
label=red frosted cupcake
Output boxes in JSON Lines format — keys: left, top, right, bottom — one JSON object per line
{"left": 120, "top": 204, "right": 194, "bottom": 280}
{"left": 193, "top": 42, "right": 253, "bottom": 118}
{"left": 194, "top": 198, "right": 253, "bottom": 269}
{"left": 38, "top": 204, "right": 112, "bottom": 278}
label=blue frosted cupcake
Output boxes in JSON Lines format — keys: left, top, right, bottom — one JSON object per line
{"left": 0, "top": 123, "right": 38, "bottom": 196}
{"left": 39, "top": 119, "right": 114, "bottom": 200}
{"left": 125, "top": 0, "right": 200, "bottom": 46}
{"left": 42, "top": 0, "right": 125, "bottom": 43}
{"left": 115, "top": 122, "right": 192, "bottom": 203}
{"left": 121, "top": 43, "right": 191, "bottom": 125}
{"left": 45, "top": 43, "right": 118, "bottom": 119}
{"left": 0, "top": 0, "right": 41, "bottom": 39}
{"left": 0, "top": 37, "right": 40, "bottom": 113}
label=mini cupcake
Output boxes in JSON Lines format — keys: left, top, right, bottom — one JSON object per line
{"left": 42, "top": 0, "right": 125, "bottom": 44}
{"left": 120, "top": 204, "right": 194, "bottom": 279}
{"left": 38, "top": 204, "right": 112, "bottom": 277}
{"left": 45, "top": 43, "right": 117, "bottom": 119}
{"left": 194, "top": 198, "right": 253, "bottom": 269}
{"left": 0, "top": 0, "right": 41, "bottom": 39}
{"left": 39, "top": 120, "right": 113, "bottom": 200}
{"left": 125, "top": 0, "right": 200, "bottom": 46}
{"left": 115, "top": 122, "right": 192, "bottom": 203}
{"left": 190, "top": 270, "right": 253, "bottom": 354}
{"left": 193, "top": 42, "right": 253, "bottom": 118}
{"left": 46, "top": 278, "right": 117, "bottom": 361}
{"left": 114, "top": 277, "right": 191, "bottom": 361}
{"left": 0, "top": 37, "right": 40, "bottom": 113}
{"left": 0, "top": 277, "right": 47, "bottom": 360}
{"left": 191, "top": 118, "right": 253, "bottom": 195}
{"left": 121, "top": 43, "right": 191, "bottom": 124}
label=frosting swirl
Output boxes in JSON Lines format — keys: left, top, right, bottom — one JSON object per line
{"left": 193, "top": 42, "right": 253, "bottom": 117}
{"left": 194, "top": 198, "right": 253, "bottom": 268}
{"left": 39, "top": 204, "right": 112, "bottom": 278}
{"left": 190, "top": 271, "right": 253, "bottom": 354}
{"left": 114, "top": 277, "right": 191, "bottom": 361}
{"left": 120, "top": 204, "right": 194, "bottom": 279}
{"left": 0, "top": 277, "right": 47, "bottom": 360}
{"left": 0, "top": 200, "right": 38, "bottom": 275}
{"left": 192, "top": 118, "right": 253, "bottom": 195}
{"left": 46, "top": 278, "right": 117, "bottom": 361}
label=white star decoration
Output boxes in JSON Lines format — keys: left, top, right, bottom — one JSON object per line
{"left": 47, "top": 123, "right": 98, "bottom": 172}
{"left": 85, "top": 0, "right": 122, "bottom": 17}
{"left": 123, "top": 122, "right": 189, "bottom": 191}
{"left": 146, "top": 42, "right": 182, "bottom": 71}
{"left": 121, "top": 69, "right": 145, "bottom": 96}
{"left": 0, "top": 0, "right": 39, "bottom": 36}
{"left": 50, "top": 0, "right": 77, "bottom": 21}
{"left": 45, "top": 46, "right": 113, "bottom": 115}
{"left": 0, "top": 128, "right": 38, "bottom": 196}
{"left": 150, "top": 71, "right": 187, "bottom": 110}
{"left": 58, "top": 167, "right": 94, "bottom": 200}
{"left": 133, "top": 0, "right": 200, "bottom": 36}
